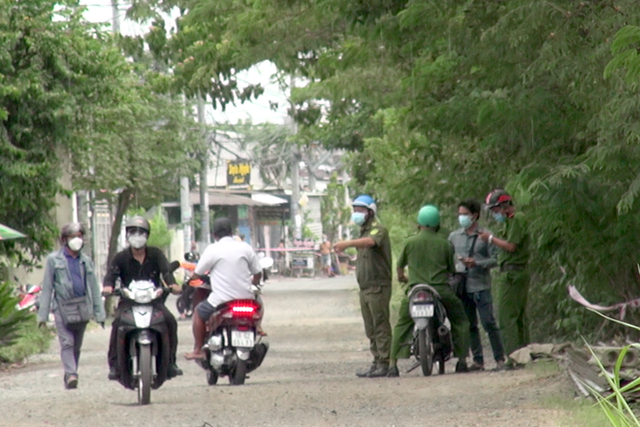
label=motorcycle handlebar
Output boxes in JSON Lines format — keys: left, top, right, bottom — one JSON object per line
{"left": 102, "top": 287, "right": 171, "bottom": 298}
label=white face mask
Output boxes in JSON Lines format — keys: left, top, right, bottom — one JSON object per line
{"left": 67, "top": 237, "right": 83, "bottom": 252}
{"left": 128, "top": 233, "right": 147, "bottom": 249}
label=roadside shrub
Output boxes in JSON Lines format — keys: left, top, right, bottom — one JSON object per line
{"left": 0, "top": 281, "right": 52, "bottom": 363}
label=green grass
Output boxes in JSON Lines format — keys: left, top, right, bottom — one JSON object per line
{"left": 0, "top": 321, "right": 53, "bottom": 364}
{"left": 539, "top": 392, "right": 611, "bottom": 427}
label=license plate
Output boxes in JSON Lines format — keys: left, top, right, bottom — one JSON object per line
{"left": 411, "top": 304, "right": 434, "bottom": 318}
{"left": 231, "top": 330, "right": 254, "bottom": 347}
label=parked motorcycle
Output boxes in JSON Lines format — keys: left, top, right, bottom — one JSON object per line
{"left": 16, "top": 284, "right": 41, "bottom": 312}
{"left": 106, "top": 261, "right": 180, "bottom": 405}
{"left": 195, "top": 256, "right": 273, "bottom": 386}
{"left": 407, "top": 284, "right": 453, "bottom": 376}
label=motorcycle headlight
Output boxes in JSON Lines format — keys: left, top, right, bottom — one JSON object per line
{"left": 133, "top": 289, "right": 154, "bottom": 304}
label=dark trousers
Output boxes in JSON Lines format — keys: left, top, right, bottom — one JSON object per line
{"left": 463, "top": 289, "right": 505, "bottom": 365}
{"left": 108, "top": 300, "right": 178, "bottom": 368}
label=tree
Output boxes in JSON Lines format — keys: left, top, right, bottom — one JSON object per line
{"left": 166, "top": 0, "right": 640, "bottom": 341}
{"left": 321, "top": 173, "right": 350, "bottom": 244}
{"left": 116, "top": 0, "right": 640, "bottom": 341}
{"left": 214, "top": 121, "right": 293, "bottom": 189}
{"left": 0, "top": 0, "right": 163, "bottom": 268}
{"left": 70, "top": 79, "right": 204, "bottom": 263}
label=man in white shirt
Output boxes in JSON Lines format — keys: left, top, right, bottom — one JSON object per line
{"left": 184, "top": 217, "right": 263, "bottom": 360}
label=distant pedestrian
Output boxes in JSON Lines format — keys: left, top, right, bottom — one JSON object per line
{"left": 448, "top": 199, "right": 505, "bottom": 371}
{"left": 334, "top": 195, "right": 392, "bottom": 378}
{"left": 37, "top": 223, "right": 105, "bottom": 389}
{"left": 320, "top": 237, "right": 333, "bottom": 277}
{"left": 479, "top": 190, "right": 531, "bottom": 368}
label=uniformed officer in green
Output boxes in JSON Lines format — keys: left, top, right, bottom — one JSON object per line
{"left": 388, "top": 205, "right": 470, "bottom": 377}
{"left": 478, "top": 190, "right": 531, "bottom": 367}
{"left": 334, "top": 195, "right": 392, "bottom": 378}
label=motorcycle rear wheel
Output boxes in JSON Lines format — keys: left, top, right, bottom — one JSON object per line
{"left": 229, "top": 360, "right": 247, "bottom": 385}
{"left": 418, "top": 327, "right": 434, "bottom": 376}
{"left": 138, "top": 345, "right": 152, "bottom": 405}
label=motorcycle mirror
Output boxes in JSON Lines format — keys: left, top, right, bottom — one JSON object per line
{"left": 168, "top": 260, "right": 180, "bottom": 273}
{"left": 259, "top": 257, "right": 274, "bottom": 270}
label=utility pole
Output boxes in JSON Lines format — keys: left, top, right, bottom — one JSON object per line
{"left": 289, "top": 75, "right": 302, "bottom": 241}
{"left": 291, "top": 148, "right": 302, "bottom": 240}
{"left": 180, "top": 177, "right": 192, "bottom": 250}
{"left": 111, "top": 0, "right": 120, "bottom": 33}
{"left": 198, "top": 95, "right": 210, "bottom": 247}
{"left": 181, "top": 95, "right": 193, "bottom": 252}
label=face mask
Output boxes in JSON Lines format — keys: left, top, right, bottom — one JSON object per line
{"left": 351, "top": 212, "right": 367, "bottom": 226}
{"left": 458, "top": 215, "right": 473, "bottom": 229}
{"left": 67, "top": 237, "right": 83, "bottom": 252}
{"left": 128, "top": 233, "right": 147, "bottom": 249}
{"left": 493, "top": 212, "right": 506, "bottom": 223}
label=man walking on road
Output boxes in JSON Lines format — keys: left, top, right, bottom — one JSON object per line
{"left": 334, "top": 195, "right": 392, "bottom": 378}
{"left": 38, "top": 223, "right": 106, "bottom": 389}
{"left": 449, "top": 199, "right": 505, "bottom": 371}
{"left": 389, "top": 205, "right": 470, "bottom": 376}
{"left": 479, "top": 190, "right": 531, "bottom": 368}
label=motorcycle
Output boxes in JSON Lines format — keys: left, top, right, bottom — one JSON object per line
{"left": 195, "top": 256, "right": 273, "bottom": 386}
{"left": 16, "top": 284, "right": 41, "bottom": 312}
{"left": 176, "top": 259, "right": 209, "bottom": 319}
{"left": 407, "top": 284, "right": 453, "bottom": 376}
{"left": 107, "top": 261, "right": 180, "bottom": 405}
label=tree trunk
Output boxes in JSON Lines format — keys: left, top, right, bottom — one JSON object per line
{"left": 104, "top": 188, "right": 133, "bottom": 317}
{"left": 107, "top": 188, "right": 133, "bottom": 266}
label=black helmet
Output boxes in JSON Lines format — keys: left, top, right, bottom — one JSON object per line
{"left": 60, "top": 222, "right": 85, "bottom": 240}
{"left": 485, "top": 189, "right": 512, "bottom": 209}
{"left": 212, "top": 217, "right": 233, "bottom": 239}
{"left": 125, "top": 216, "right": 151, "bottom": 234}
{"left": 184, "top": 251, "right": 198, "bottom": 262}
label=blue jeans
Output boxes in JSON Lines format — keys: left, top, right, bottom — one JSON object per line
{"left": 463, "top": 290, "right": 505, "bottom": 365}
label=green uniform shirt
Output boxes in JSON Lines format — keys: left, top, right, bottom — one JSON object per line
{"left": 355, "top": 218, "right": 392, "bottom": 289}
{"left": 497, "top": 211, "right": 530, "bottom": 267}
{"left": 397, "top": 229, "right": 455, "bottom": 287}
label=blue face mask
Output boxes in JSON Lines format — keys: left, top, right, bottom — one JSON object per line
{"left": 493, "top": 212, "right": 506, "bottom": 223}
{"left": 351, "top": 212, "right": 367, "bottom": 226}
{"left": 458, "top": 215, "right": 473, "bottom": 229}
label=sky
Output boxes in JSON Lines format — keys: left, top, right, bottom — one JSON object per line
{"left": 79, "top": 0, "right": 291, "bottom": 125}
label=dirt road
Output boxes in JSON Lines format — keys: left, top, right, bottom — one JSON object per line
{"left": 1, "top": 276, "right": 570, "bottom": 427}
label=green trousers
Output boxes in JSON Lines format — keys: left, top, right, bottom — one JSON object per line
{"left": 359, "top": 285, "right": 392, "bottom": 367}
{"left": 390, "top": 283, "right": 470, "bottom": 360}
{"left": 495, "top": 270, "right": 530, "bottom": 357}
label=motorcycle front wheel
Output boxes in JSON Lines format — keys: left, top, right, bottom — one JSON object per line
{"left": 418, "top": 327, "right": 434, "bottom": 376}
{"left": 437, "top": 352, "right": 446, "bottom": 375}
{"left": 206, "top": 369, "right": 218, "bottom": 386}
{"left": 138, "top": 345, "right": 152, "bottom": 405}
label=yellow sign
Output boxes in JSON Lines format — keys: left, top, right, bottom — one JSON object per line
{"left": 227, "top": 160, "right": 251, "bottom": 188}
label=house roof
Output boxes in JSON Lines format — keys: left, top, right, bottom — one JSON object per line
{"left": 191, "top": 191, "right": 268, "bottom": 206}
{"left": 251, "top": 193, "right": 288, "bottom": 205}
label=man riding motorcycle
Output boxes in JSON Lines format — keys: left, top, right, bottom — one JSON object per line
{"left": 103, "top": 216, "right": 183, "bottom": 380}
{"left": 184, "top": 217, "right": 263, "bottom": 360}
